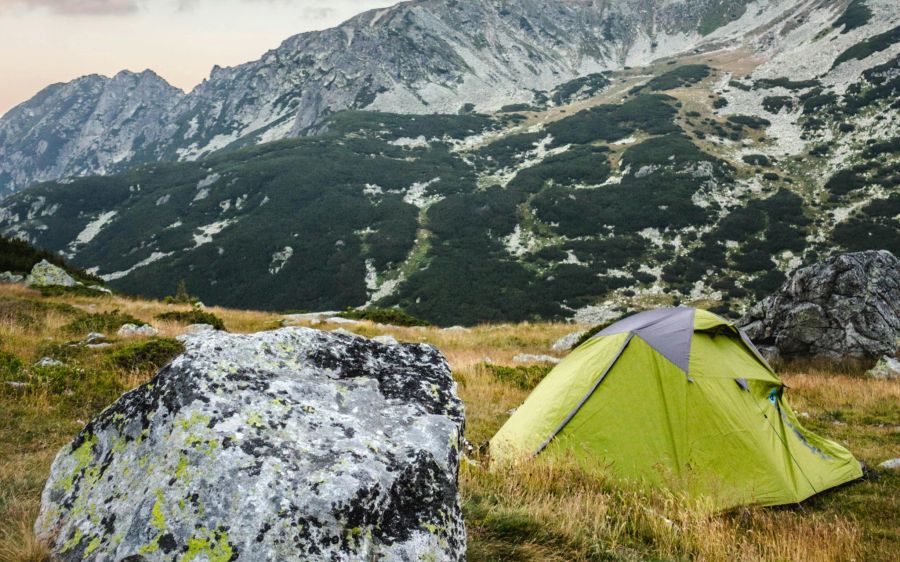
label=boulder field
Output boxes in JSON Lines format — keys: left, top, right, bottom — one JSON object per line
{"left": 35, "top": 327, "right": 466, "bottom": 561}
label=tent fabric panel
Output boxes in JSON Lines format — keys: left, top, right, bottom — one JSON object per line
{"left": 534, "top": 333, "right": 633, "bottom": 455}
{"left": 490, "top": 332, "right": 631, "bottom": 462}
{"left": 768, "top": 391, "right": 863, "bottom": 501}
{"left": 688, "top": 331, "right": 781, "bottom": 383}
{"left": 595, "top": 307, "right": 695, "bottom": 372}
{"left": 553, "top": 336, "right": 689, "bottom": 486}
{"left": 686, "top": 377, "right": 808, "bottom": 506}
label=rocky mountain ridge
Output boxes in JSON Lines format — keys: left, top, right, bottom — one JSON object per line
{"left": 0, "top": 0, "right": 897, "bottom": 325}
{"left": 0, "top": 0, "right": 851, "bottom": 196}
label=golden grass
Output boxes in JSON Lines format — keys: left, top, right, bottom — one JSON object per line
{"left": 0, "top": 284, "right": 896, "bottom": 561}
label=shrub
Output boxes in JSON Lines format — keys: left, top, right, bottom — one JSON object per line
{"left": 109, "top": 338, "right": 185, "bottom": 371}
{"left": 0, "top": 350, "right": 22, "bottom": 380}
{"left": 645, "top": 65, "right": 711, "bottom": 91}
{"left": 742, "top": 154, "right": 770, "bottom": 166}
{"left": 337, "top": 307, "right": 430, "bottom": 327}
{"left": 64, "top": 310, "right": 142, "bottom": 335}
{"left": 483, "top": 363, "right": 553, "bottom": 391}
{"left": 156, "top": 309, "right": 227, "bottom": 331}
{"left": 713, "top": 98, "right": 728, "bottom": 109}
{"left": 762, "top": 96, "right": 794, "bottom": 113}
{"left": 727, "top": 115, "right": 771, "bottom": 129}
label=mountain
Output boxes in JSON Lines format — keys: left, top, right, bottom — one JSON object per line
{"left": 2, "top": 0, "right": 820, "bottom": 196}
{"left": 0, "top": 0, "right": 898, "bottom": 325}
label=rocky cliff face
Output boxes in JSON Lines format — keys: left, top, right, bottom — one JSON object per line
{"left": 0, "top": 71, "right": 183, "bottom": 197}
{"left": 0, "top": 0, "right": 808, "bottom": 194}
{"left": 36, "top": 327, "right": 466, "bottom": 561}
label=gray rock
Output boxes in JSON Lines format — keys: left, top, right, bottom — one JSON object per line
{"left": 84, "top": 333, "right": 106, "bottom": 345}
{"left": 879, "top": 458, "right": 900, "bottom": 470}
{"left": 34, "top": 357, "right": 64, "bottom": 368}
{"left": 0, "top": 271, "right": 24, "bottom": 284}
{"left": 373, "top": 335, "right": 400, "bottom": 346}
{"left": 330, "top": 328, "right": 360, "bottom": 338}
{"left": 740, "top": 251, "right": 900, "bottom": 360}
{"left": 551, "top": 331, "right": 586, "bottom": 352}
{"left": 184, "top": 323, "right": 215, "bottom": 334}
{"left": 327, "top": 316, "right": 362, "bottom": 325}
{"left": 117, "top": 324, "right": 160, "bottom": 338}
{"left": 513, "top": 354, "right": 561, "bottom": 364}
{"left": 866, "top": 356, "right": 900, "bottom": 380}
{"left": 25, "top": 260, "right": 79, "bottom": 288}
{"left": 36, "top": 327, "right": 466, "bottom": 561}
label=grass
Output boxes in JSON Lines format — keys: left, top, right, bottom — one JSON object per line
{"left": 0, "top": 284, "right": 897, "bottom": 561}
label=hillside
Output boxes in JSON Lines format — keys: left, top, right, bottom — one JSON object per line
{"left": 0, "top": 284, "right": 897, "bottom": 561}
{"left": 0, "top": 0, "right": 897, "bottom": 325}
{"left": 0, "top": 0, "right": 875, "bottom": 196}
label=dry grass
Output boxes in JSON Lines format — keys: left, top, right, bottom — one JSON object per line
{"left": 0, "top": 284, "right": 897, "bottom": 561}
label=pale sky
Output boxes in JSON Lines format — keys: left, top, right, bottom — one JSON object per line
{"left": 0, "top": 0, "right": 401, "bottom": 116}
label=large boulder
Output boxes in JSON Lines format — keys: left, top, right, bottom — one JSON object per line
{"left": 25, "top": 259, "right": 78, "bottom": 287}
{"left": 35, "top": 327, "right": 466, "bottom": 561}
{"left": 740, "top": 251, "right": 900, "bottom": 360}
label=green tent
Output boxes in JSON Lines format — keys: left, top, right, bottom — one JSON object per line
{"left": 491, "top": 308, "right": 862, "bottom": 508}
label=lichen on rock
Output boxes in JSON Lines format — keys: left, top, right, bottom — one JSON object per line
{"left": 35, "top": 327, "right": 466, "bottom": 561}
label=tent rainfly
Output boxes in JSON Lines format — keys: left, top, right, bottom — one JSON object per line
{"left": 490, "top": 308, "right": 863, "bottom": 508}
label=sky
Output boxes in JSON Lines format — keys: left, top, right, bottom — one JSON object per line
{"left": 0, "top": 0, "right": 400, "bottom": 116}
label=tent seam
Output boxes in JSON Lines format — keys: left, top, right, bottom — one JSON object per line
{"left": 532, "top": 333, "right": 635, "bottom": 457}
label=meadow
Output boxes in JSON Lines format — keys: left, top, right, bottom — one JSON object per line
{"left": 0, "top": 284, "right": 896, "bottom": 561}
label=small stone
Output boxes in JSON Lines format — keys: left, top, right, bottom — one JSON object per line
{"left": 551, "top": 331, "right": 586, "bottom": 352}
{"left": 34, "top": 357, "right": 64, "bottom": 367}
{"left": 4, "top": 381, "right": 29, "bottom": 388}
{"left": 513, "top": 354, "right": 561, "bottom": 364}
{"left": 84, "top": 333, "right": 106, "bottom": 344}
{"left": 327, "top": 316, "right": 362, "bottom": 325}
{"left": 185, "top": 323, "right": 215, "bottom": 334}
{"left": 0, "top": 271, "right": 24, "bottom": 284}
{"left": 866, "top": 356, "right": 900, "bottom": 380}
{"left": 117, "top": 324, "right": 159, "bottom": 338}
{"left": 25, "top": 260, "right": 79, "bottom": 288}
{"left": 373, "top": 335, "right": 400, "bottom": 346}
{"left": 330, "top": 328, "right": 359, "bottom": 338}
{"left": 879, "top": 458, "right": 900, "bottom": 470}
{"left": 443, "top": 326, "right": 468, "bottom": 332}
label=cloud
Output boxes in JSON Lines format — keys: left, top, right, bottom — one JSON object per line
{"left": 0, "top": 0, "right": 140, "bottom": 15}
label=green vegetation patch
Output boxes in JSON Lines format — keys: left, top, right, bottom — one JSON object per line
{"left": 742, "top": 154, "right": 771, "bottom": 166}
{"left": 645, "top": 65, "right": 711, "bottom": 91}
{"left": 63, "top": 310, "right": 142, "bottom": 336}
{"left": 762, "top": 96, "right": 794, "bottom": 113}
{"left": 726, "top": 115, "right": 771, "bottom": 130}
{"left": 832, "top": 25, "right": 900, "bottom": 68}
{"left": 156, "top": 309, "right": 226, "bottom": 331}
{"left": 832, "top": 193, "right": 900, "bottom": 255}
{"left": 337, "top": 307, "right": 430, "bottom": 327}
{"left": 109, "top": 338, "right": 185, "bottom": 371}
{"left": 0, "top": 235, "right": 103, "bottom": 284}
{"left": 832, "top": 0, "right": 873, "bottom": 34}
{"left": 753, "top": 77, "right": 821, "bottom": 90}
{"left": 482, "top": 363, "right": 553, "bottom": 391}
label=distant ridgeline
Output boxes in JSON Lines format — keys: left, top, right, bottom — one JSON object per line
{"left": 0, "top": 0, "right": 897, "bottom": 325}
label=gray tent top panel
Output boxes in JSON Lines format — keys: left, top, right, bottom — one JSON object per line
{"left": 594, "top": 307, "right": 696, "bottom": 372}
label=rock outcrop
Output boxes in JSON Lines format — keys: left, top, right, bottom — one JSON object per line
{"left": 0, "top": 271, "right": 24, "bottom": 283}
{"left": 25, "top": 259, "right": 78, "bottom": 287}
{"left": 740, "top": 251, "right": 900, "bottom": 360}
{"left": 116, "top": 324, "right": 159, "bottom": 338}
{"left": 36, "top": 327, "right": 466, "bottom": 561}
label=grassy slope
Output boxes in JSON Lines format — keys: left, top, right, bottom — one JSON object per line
{"left": 0, "top": 285, "right": 897, "bottom": 562}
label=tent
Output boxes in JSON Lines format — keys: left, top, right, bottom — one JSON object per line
{"left": 490, "top": 307, "right": 862, "bottom": 508}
